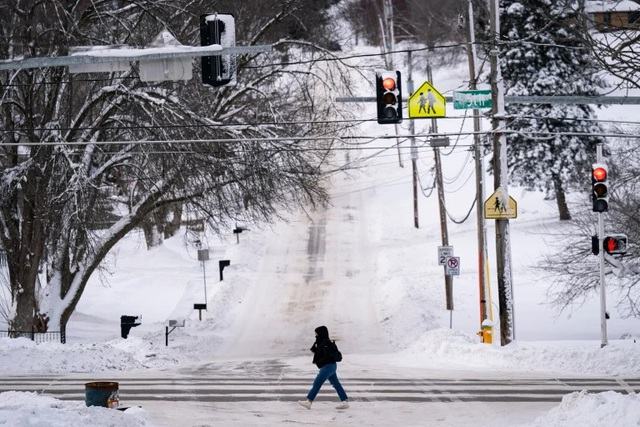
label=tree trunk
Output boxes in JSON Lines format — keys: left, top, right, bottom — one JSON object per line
{"left": 8, "top": 175, "right": 46, "bottom": 333}
{"left": 163, "top": 203, "right": 183, "bottom": 239}
{"left": 553, "top": 175, "right": 571, "bottom": 221}
{"left": 142, "top": 203, "right": 183, "bottom": 247}
{"left": 142, "top": 220, "right": 163, "bottom": 248}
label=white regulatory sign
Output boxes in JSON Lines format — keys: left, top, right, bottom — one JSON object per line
{"left": 445, "top": 256, "right": 460, "bottom": 276}
{"left": 438, "top": 246, "right": 454, "bottom": 266}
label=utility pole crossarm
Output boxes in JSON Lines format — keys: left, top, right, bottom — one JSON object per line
{"left": 0, "top": 45, "right": 272, "bottom": 71}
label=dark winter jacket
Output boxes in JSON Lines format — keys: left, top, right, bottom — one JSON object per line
{"left": 310, "top": 326, "right": 342, "bottom": 368}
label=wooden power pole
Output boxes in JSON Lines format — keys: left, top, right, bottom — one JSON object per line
{"left": 490, "top": 0, "right": 515, "bottom": 345}
{"left": 427, "top": 62, "right": 454, "bottom": 316}
{"left": 465, "top": 0, "right": 490, "bottom": 327}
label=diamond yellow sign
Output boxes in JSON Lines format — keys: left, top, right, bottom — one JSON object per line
{"left": 484, "top": 188, "right": 517, "bottom": 220}
{"left": 408, "top": 81, "right": 446, "bottom": 118}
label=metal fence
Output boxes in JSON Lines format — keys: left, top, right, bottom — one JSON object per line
{"left": 1, "top": 329, "right": 65, "bottom": 344}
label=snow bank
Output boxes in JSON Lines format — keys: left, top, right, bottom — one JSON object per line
{"left": 525, "top": 391, "right": 640, "bottom": 427}
{"left": 398, "top": 328, "right": 640, "bottom": 376}
{"left": 0, "top": 391, "right": 152, "bottom": 427}
{"left": 0, "top": 337, "right": 172, "bottom": 375}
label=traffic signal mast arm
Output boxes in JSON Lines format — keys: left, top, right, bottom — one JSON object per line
{"left": 0, "top": 44, "right": 270, "bottom": 72}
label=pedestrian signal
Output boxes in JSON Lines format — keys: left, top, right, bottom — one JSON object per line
{"left": 591, "top": 235, "right": 599, "bottom": 255}
{"left": 591, "top": 163, "right": 608, "bottom": 213}
{"left": 603, "top": 234, "right": 627, "bottom": 255}
{"left": 376, "top": 70, "right": 402, "bottom": 124}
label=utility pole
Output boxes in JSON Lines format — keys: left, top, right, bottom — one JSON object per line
{"left": 408, "top": 50, "right": 419, "bottom": 228}
{"left": 427, "top": 62, "right": 454, "bottom": 318}
{"left": 465, "top": 0, "right": 490, "bottom": 328}
{"left": 490, "top": 0, "right": 515, "bottom": 345}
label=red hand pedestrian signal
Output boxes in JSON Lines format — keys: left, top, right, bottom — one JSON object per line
{"left": 603, "top": 235, "right": 627, "bottom": 255}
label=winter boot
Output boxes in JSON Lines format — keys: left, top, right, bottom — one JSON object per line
{"left": 336, "top": 400, "right": 349, "bottom": 410}
{"left": 297, "top": 400, "right": 312, "bottom": 410}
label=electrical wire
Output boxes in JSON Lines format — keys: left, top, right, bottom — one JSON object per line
{"left": 7, "top": 112, "right": 640, "bottom": 136}
{"left": 446, "top": 196, "right": 477, "bottom": 225}
{"left": 444, "top": 169, "right": 475, "bottom": 194}
{"left": 416, "top": 170, "right": 436, "bottom": 199}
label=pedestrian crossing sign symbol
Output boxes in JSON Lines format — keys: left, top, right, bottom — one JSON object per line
{"left": 484, "top": 188, "right": 517, "bottom": 219}
{"left": 408, "top": 81, "right": 446, "bottom": 118}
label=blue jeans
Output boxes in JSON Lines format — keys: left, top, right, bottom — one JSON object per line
{"left": 306, "top": 363, "right": 348, "bottom": 401}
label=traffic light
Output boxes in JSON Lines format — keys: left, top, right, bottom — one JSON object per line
{"left": 376, "top": 70, "right": 402, "bottom": 124}
{"left": 603, "top": 234, "right": 627, "bottom": 255}
{"left": 200, "top": 14, "right": 236, "bottom": 87}
{"left": 591, "top": 163, "right": 608, "bottom": 212}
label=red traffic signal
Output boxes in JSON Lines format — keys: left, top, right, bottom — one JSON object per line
{"left": 376, "top": 70, "right": 402, "bottom": 124}
{"left": 591, "top": 163, "right": 608, "bottom": 213}
{"left": 382, "top": 77, "right": 396, "bottom": 91}
{"left": 592, "top": 166, "right": 607, "bottom": 182}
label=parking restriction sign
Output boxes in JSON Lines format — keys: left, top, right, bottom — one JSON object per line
{"left": 445, "top": 256, "right": 460, "bottom": 276}
{"left": 438, "top": 246, "right": 454, "bottom": 266}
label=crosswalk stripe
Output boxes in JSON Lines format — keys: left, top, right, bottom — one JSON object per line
{"left": 2, "top": 376, "right": 637, "bottom": 404}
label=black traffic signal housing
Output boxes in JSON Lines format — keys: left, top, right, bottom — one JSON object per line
{"left": 200, "top": 14, "right": 235, "bottom": 87}
{"left": 603, "top": 234, "right": 627, "bottom": 255}
{"left": 592, "top": 234, "right": 628, "bottom": 256}
{"left": 591, "top": 163, "right": 608, "bottom": 212}
{"left": 376, "top": 70, "right": 402, "bottom": 124}
{"left": 591, "top": 235, "right": 599, "bottom": 255}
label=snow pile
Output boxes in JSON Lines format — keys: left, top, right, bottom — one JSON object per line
{"left": 525, "top": 391, "right": 640, "bottom": 427}
{"left": 0, "top": 391, "right": 152, "bottom": 427}
{"left": 398, "top": 328, "right": 640, "bottom": 376}
{"left": 0, "top": 337, "right": 166, "bottom": 375}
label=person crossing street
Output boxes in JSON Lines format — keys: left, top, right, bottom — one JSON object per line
{"left": 297, "top": 326, "right": 349, "bottom": 410}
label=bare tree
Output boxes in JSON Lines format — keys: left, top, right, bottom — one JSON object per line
{"left": 577, "top": 1, "right": 640, "bottom": 90}
{"left": 0, "top": 0, "right": 352, "bottom": 336}
{"left": 542, "top": 140, "right": 640, "bottom": 318}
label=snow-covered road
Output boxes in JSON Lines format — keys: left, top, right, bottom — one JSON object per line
{"left": 218, "top": 183, "right": 392, "bottom": 358}
{"left": 4, "top": 361, "right": 638, "bottom": 426}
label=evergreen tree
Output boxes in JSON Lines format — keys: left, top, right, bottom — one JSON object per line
{"left": 500, "top": 0, "right": 605, "bottom": 220}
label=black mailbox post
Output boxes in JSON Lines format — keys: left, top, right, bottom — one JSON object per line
{"left": 193, "top": 303, "right": 207, "bottom": 321}
{"left": 233, "top": 226, "right": 248, "bottom": 244}
{"left": 219, "top": 259, "right": 230, "bottom": 281}
{"left": 120, "top": 315, "right": 141, "bottom": 339}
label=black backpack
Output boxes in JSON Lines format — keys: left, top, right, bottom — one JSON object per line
{"left": 331, "top": 340, "right": 343, "bottom": 362}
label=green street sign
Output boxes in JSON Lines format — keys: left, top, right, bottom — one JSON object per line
{"left": 453, "top": 90, "right": 492, "bottom": 110}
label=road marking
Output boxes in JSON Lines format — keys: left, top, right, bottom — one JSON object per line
{"left": 1, "top": 376, "right": 637, "bottom": 404}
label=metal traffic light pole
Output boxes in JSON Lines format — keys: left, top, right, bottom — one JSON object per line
{"left": 596, "top": 143, "right": 608, "bottom": 347}
{"left": 407, "top": 50, "right": 419, "bottom": 229}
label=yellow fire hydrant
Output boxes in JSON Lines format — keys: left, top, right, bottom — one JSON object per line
{"left": 478, "top": 319, "right": 493, "bottom": 344}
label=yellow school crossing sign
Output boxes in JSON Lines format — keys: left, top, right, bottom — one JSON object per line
{"left": 408, "top": 81, "right": 446, "bottom": 118}
{"left": 484, "top": 187, "right": 518, "bottom": 220}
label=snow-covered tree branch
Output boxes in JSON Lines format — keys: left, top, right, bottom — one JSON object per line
{"left": 0, "top": 0, "right": 351, "bottom": 336}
